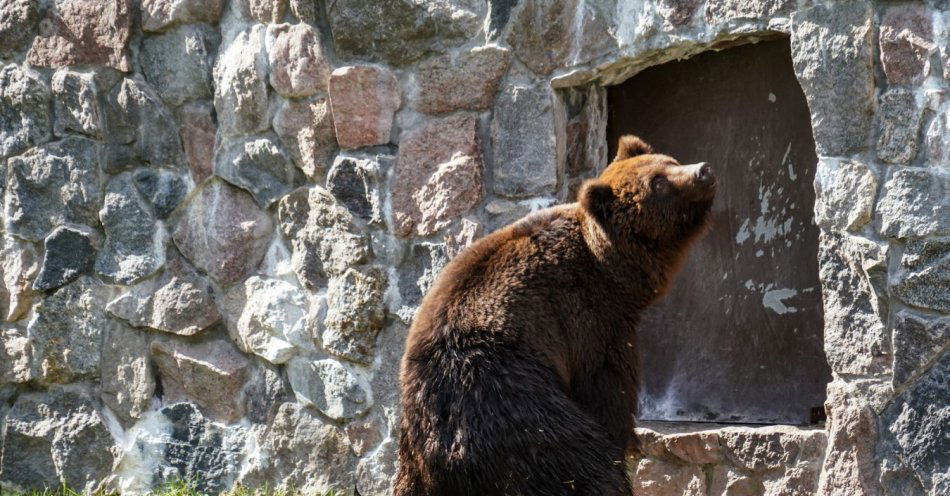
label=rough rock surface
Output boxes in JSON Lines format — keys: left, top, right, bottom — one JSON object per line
{"left": 173, "top": 180, "right": 273, "bottom": 286}
{"left": 327, "top": 153, "right": 386, "bottom": 226}
{"left": 34, "top": 226, "right": 97, "bottom": 291}
{"left": 879, "top": 5, "right": 934, "bottom": 86}
{"left": 95, "top": 173, "right": 166, "bottom": 285}
{"left": 178, "top": 101, "right": 217, "bottom": 182}
{"left": 814, "top": 159, "right": 877, "bottom": 232}
{"left": 221, "top": 275, "right": 309, "bottom": 364}
{"left": 507, "top": 0, "right": 614, "bottom": 75}
{"left": 0, "top": 236, "right": 39, "bottom": 322}
{"left": 415, "top": 46, "right": 512, "bottom": 114}
{"left": 272, "top": 97, "right": 337, "bottom": 181}
{"left": 106, "top": 254, "right": 220, "bottom": 336}
{"left": 141, "top": 24, "right": 219, "bottom": 107}
{"left": 0, "top": 385, "right": 118, "bottom": 493}
{"left": 277, "top": 186, "right": 371, "bottom": 290}
{"left": 790, "top": 1, "right": 873, "bottom": 156}
{"left": 322, "top": 267, "right": 387, "bottom": 364}
{"left": 818, "top": 233, "right": 889, "bottom": 375}
{"left": 890, "top": 311, "right": 949, "bottom": 388}
{"left": 287, "top": 357, "right": 373, "bottom": 421}
{"left": 151, "top": 339, "right": 251, "bottom": 423}
{"left": 876, "top": 89, "right": 923, "bottom": 165}
{"left": 327, "top": 0, "right": 482, "bottom": 66}
{"left": 877, "top": 168, "right": 950, "bottom": 239}
{"left": 215, "top": 134, "right": 296, "bottom": 208}
{"left": 142, "top": 0, "right": 225, "bottom": 32}
{"left": 392, "top": 114, "right": 484, "bottom": 237}
{"left": 104, "top": 77, "right": 185, "bottom": 170}
{"left": 397, "top": 242, "right": 448, "bottom": 323}
{"left": 818, "top": 382, "right": 879, "bottom": 496}
{"left": 100, "top": 324, "right": 154, "bottom": 426}
{"left": 705, "top": 0, "right": 796, "bottom": 25}
{"left": 0, "top": 326, "right": 32, "bottom": 384}
{"left": 631, "top": 458, "right": 707, "bottom": 495}
{"left": 214, "top": 25, "right": 268, "bottom": 137}
{"left": 492, "top": 83, "right": 557, "bottom": 197}
{"left": 329, "top": 66, "right": 400, "bottom": 149}
{"left": 0, "top": 64, "right": 51, "bottom": 160}
{"left": 0, "top": 0, "right": 38, "bottom": 57}
{"left": 238, "top": 0, "right": 286, "bottom": 23}
{"left": 51, "top": 69, "right": 103, "bottom": 139}
{"left": 266, "top": 23, "right": 331, "bottom": 98}
{"left": 892, "top": 236, "right": 950, "bottom": 313}
{"left": 26, "top": 0, "right": 132, "bottom": 71}
{"left": 27, "top": 277, "right": 108, "bottom": 383}
{"left": 132, "top": 169, "right": 188, "bottom": 219}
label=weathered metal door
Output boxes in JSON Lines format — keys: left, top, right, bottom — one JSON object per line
{"left": 607, "top": 39, "right": 830, "bottom": 424}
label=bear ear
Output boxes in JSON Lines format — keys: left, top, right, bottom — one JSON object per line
{"left": 615, "top": 135, "right": 654, "bottom": 161}
{"left": 579, "top": 180, "right": 614, "bottom": 224}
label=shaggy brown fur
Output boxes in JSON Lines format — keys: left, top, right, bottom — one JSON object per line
{"left": 395, "top": 136, "right": 716, "bottom": 496}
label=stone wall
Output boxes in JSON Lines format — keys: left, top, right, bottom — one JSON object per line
{"left": 0, "top": 0, "right": 947, "bottom": 495}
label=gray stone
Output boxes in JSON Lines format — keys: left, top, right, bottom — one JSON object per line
{"left": 151, "top": 339, "right": 251, "bottom": 423}
{"left": 0, "top": 0, "right": 39, "bottom": 57}
{"left": 103, "top": 77, "right": 185, "bottom": 171}
{"left": 272, "top": 96, "right": 337, "bottom": 181}
{"left": 178, "top": 100, "right": 216, "bottom": 182}
{"left": 277, "top": 186, "right": 371, "bottom": 290}
{"left": 445, "top": 217, "right": 484, "bottom": 258}
{"left": 891, "top": 311, "right": 949, "bottom": 388}
{"left": 33, "top": 226, "right": 97, "bottom": 291}
{"left": 393, "top": 113, "right": 485, "bottom": 236}
{"left": 238, "top": 0, "right": 285, "bottom": 23}
{"left": 877, "top": 168, "right": 950, "bottom": 239}
{"left": 818, "top": 233, "right": 889, "bottom": 375}
{"left": 172, "top": 179, "right": 273, "bottom": 286}
{"left": 100, "top": 324, "right": 154, "bottom": 426}
{"left": 925, "top": 104, "right": 950, "bottom": 169}
{"left": 0, "top": 64, "right": 51, "bottom": 160}
{"left": 507, "top": 0, "right": 614, "bottom": 75}
{"left": 790, "top": 1, "right": 874, "bottom": 156}
{"left": 0, "top": 385, "right": 117, "bottom": 493}
{"left": 397, "top": 242, "right": 448, "bottom": 324}
{"left": 95, "top": 173, "right": 166, "bottom": 285}
{"left": 415, "top": 46, "right": 512, "bottom": 114}
{"left": 28, "top": 277, "right": 108, "bottom": 384}
{"left": 0, "top": 236, "right": 38, "bottom": 322}
{"left": 327, "top": 153, "right": 386, "bottom": 226}
{"left": 817, "top": 382, "right": 880, "bottom": 496}
{"left": 327, "top": 0, "right": 482, "bottom": 66}
{"left": 51, "top": 69, "right": 104, "bottom": 139}
{"left": 132, "top": 169, "right": 188, "bottom": 219}
{"left": 142, "top": 0, "right": 225, "bottom": 32}
{"left": 141, "top": 24, "right": 219, "bottom": 108}
{"left": 106, "top": 253, "right": 220, "bottom": 336}
{"left": 145, "top": 403, "right": 246, "bottom": 494}
{"left": 26, "top": 0, "right": 132, "bottom": 71}
{"left": 323, "top": 267, "right": 387, "bottom": 364}
{"left": 492, "top": 83, "right": 557, "bottom": 197}
{"left": 214, "top": 25, "right": 269, "bottom": 137}
{"left": 287, "top": 357, "right": 373, "bottom": 420}
{"left": 879, "top": 5, "right": 935, "bottom": 86}
{"left": 814, "top": 159, "right": 878, "bottom": 232}
{"left": 883, "top": 351, "right": 950, "bottom": 494}
{"left": 238, "top": 402, "right": 356, "bottom": 493}
{"left": 879, "top": 433, "right": 927, "bottom": 496}
{"left": 242, "top": 361, "right": 291, "bottom": 425}
{"left": 215, "top": 134, "right": 296, "bottom": 208}
{"left": 705, "top": 0, "right": 794, "bottom": 24}
{"left": 893, "top": 236, "right": 950, "bottom": 314}
{"left": 4, "top": 137, "right": 101, "bottom": 242}
{"left": 877, "top": 89, "right": 924, "bottom": 165}
{"left": 266, "top": 23, "right": 331, "bottom": 98}
{"left": 288, "top": 0, "right": 317, "bottom": 23}
{"left": 657, "top": 0, "right": 701, "bottom": 27}
{"left": 0, "top": 325, "right": 31, "bottom": 384}
{"left": 221, "top": 276, "right": 308, "bottom": 364}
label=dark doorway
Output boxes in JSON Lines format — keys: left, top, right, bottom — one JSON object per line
{"left": 606, "top": 38, "right": 830, "bottom": 424}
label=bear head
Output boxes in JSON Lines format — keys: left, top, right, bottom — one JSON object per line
{"left": 580, "top": 135, "right": 716, "bottom": 245}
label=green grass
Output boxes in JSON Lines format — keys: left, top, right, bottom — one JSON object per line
{"left": 0, "top": 480, "right": 344, "bottom": 496}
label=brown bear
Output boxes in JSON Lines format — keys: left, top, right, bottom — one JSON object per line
{"left": 395, "top": 136, "right": 716, "bottom": 496}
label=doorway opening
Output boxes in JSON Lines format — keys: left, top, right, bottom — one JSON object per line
{"left": 606, "top": 38, "right": 831, "bottom": 425}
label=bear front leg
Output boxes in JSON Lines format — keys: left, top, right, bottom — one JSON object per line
{"left": 572, "top": 347, "right": 640, "bottom": 454}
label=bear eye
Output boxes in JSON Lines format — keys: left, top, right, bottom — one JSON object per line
{"left": 651, "top": 175, "right": 669, "bottom": 195}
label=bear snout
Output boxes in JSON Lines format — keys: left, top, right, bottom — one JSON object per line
{"left": 696, "top": 163, "right": 714, "bottom": 184}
